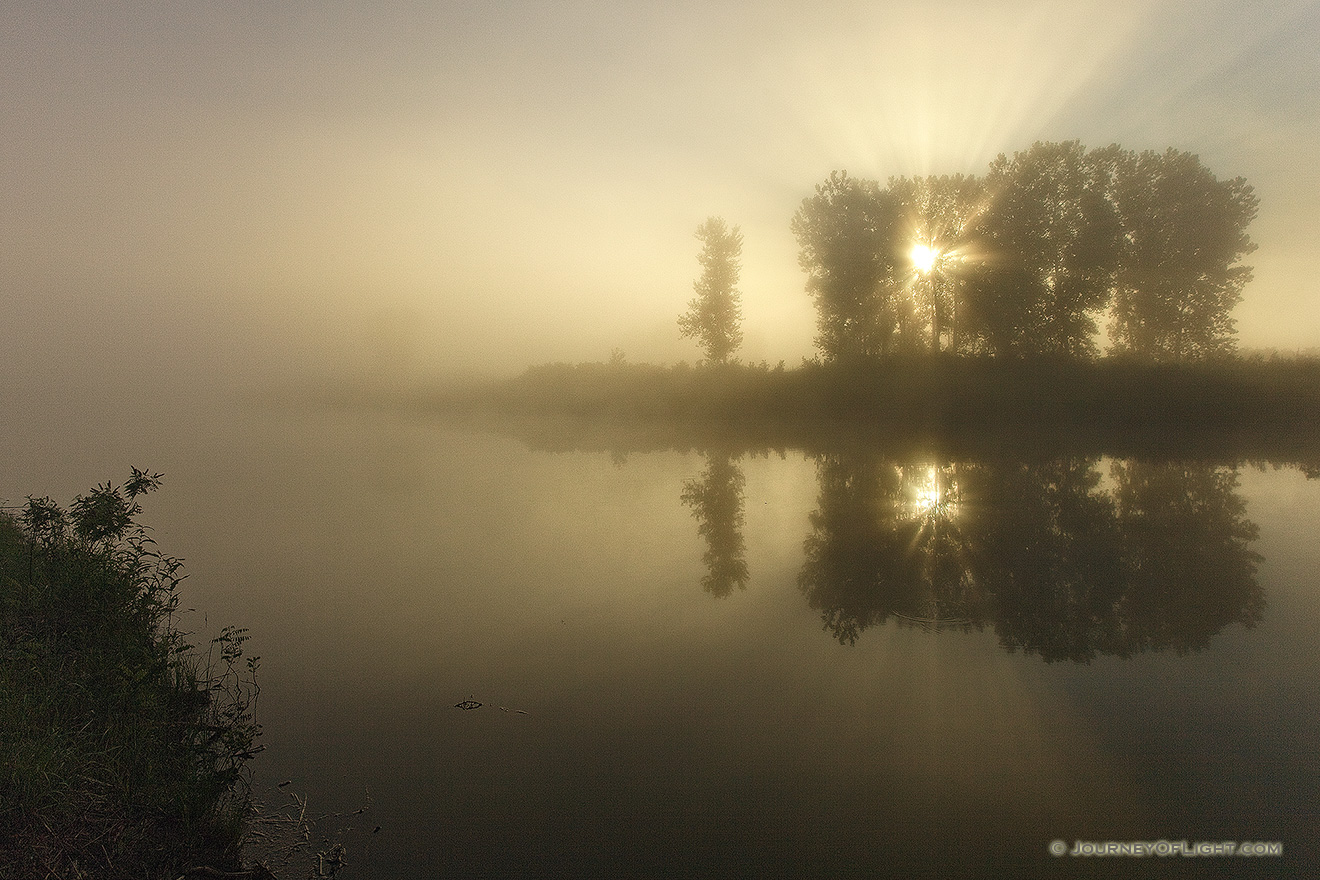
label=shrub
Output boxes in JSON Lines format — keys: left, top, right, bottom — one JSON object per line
{"left": 0, "top": 470, "right": 261, "bottom": 880}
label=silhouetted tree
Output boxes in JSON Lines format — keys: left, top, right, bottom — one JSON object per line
{"left": 963, "top": 141, "right": 1123, "bottom": 358}
{"left": 798, "top": 457, "right": 985, "bottom": 643}
{"left": 681, "top": 452, "right": 749, "bottom": 597}
{"left": 792, "top": 453, "right": 1265, "bottom": 660}
{"left": 679, "top": 217, "right": 744, "bottom": 364}
{"left": 791, "top": 172, "right": 906, "bottom": 360}
{"left": 792, "top": 142, "right": 1256, "bottom": 363}
{"left": 1109, "top": 149, "right": 1258, "bottom": 360}
{"left": 886, "top": 174, "right": 987, "bottom": 353}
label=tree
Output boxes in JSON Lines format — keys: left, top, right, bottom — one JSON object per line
{"left": 963, "top": 141, "right": 1124, "bottom": 358}
{"left": 886, "top": 174, "right": 987, "bottom": 353}
{"left": 791, "top": 172, "right": 905, "bottom": 360}
{"left": 791, "top": 142, "right": 1256, "bottom": 362}
{"left": 1109, "top": 149, "right": 1258, "bottom": 360}
{"left": 798, "top": 454, "right": 925, "bottom": 644}
{"left": 679, "top": 217, "right": 744, "bottom": 364}
{"left": 1111, "top": 461, "right": 1263, "bottom": 652}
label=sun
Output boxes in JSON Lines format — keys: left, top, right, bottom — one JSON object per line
{"left": 910, "top": 243, "right": 938, "bottom": 274}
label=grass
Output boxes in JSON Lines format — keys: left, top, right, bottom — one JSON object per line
{"left": 386, "top": 354, "right": 1320, "bottom": 464}
{"left": 0, "top": 471, "right": 261, "bottom": 880}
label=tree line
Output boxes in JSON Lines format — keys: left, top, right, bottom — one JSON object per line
{"left": 682, "top": 141, "right": 1258, "bottom": 364}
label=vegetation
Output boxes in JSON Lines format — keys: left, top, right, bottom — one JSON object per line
{"left": 678, "top": 217, "right": 744, "bottom": 364}
{"left": 433, "top": 355, "right": 1320, "bottom": 467}
{"left": 792, "top": 140, "right": 1258, "bottom": 361}
{"left": 0, "top": 471, "right": 262, "bottom": 880}
{"left": 386, "top": 138, "right": 1293, "bottom": 459}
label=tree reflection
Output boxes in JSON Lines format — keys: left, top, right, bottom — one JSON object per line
{"left": 681, "top": 452, "right": 749, "bottom": 597}
{"left": 798, "top": 457, "right": 986, "bottom": 644}
{"left": 798, "top": 455, "right": 1264, "bottom": 661}
{"left": 961, "top": 458, "right": 1127, "bottom": 662}
{"left": 1111, "top": 461, "right": 1264, "bottom": 654}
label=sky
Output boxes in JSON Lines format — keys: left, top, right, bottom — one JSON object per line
{"left": 4, "top": 0, "right": 1319, "bottom": 388}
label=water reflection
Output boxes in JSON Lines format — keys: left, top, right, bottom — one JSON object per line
{"left": 680, "top": 451, "right": 749, "bottom": 597}
{"left": 799, "top": 455, "right": 1264, "bottom": 661}
{"left": 1110, "top": 461, "right": 1263, "bottom": 654}
{"left": 798, "top": 457, "right": 985, "bottom": 644}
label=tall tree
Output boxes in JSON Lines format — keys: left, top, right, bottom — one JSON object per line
{"left": 1109, "top": 149, "right": 1258, "bottom": 360}
{"left": 964, "top": 141, "right": 1123, "bottom": 358}
{"left": 887, "top": 174, "right": 987, "bottom": 353}
{"left": 679, "top": 217, "right": 744, "bottom": 364}
{"left": 791, "top": 172, "right": 904, "bottom": 360}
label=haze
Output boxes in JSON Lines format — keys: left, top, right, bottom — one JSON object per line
{"left": 4, "top": 0, "right": 1319, "bottom": 391}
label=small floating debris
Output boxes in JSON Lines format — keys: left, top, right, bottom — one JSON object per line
{"left": 454, "top": 699, "right": 482, "bottom": 710}
{"left": 277, "top": 779, "right": 292, "bottom": 788}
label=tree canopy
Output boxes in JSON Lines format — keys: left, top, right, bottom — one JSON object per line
{"left": 1108, "top": 148, "right": 1259, "bottom": 361}
{"left": 792, "top": 141, "right": 1257, "bottom": 362}
{"left": 679, "top": 217, "right": 744, "bottom": 364}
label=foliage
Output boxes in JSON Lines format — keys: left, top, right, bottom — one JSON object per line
{"left": 0, "top": 472, "right": 262, "bottom": 879}
{"left": 1108, "top": 148, "right": 1259, "bottom": 360}
{"left": 798, "top": 454, "right": 1263, "bottom": 659}
{"left": 965, "top": 141, "right": 1124, "bottom": 357}
{"left": 791, "top": 172, "right": 902, "bottom": 359}
{"left": 452, "top": 355, "right": 1320, "bottom": 470}
{"left": 793, "top": 140, "right": 1256, "bottom": 362}
{"left": 886, "top": 173, "right": 988, "bottom": 353}
{"left": 678, "top": 217, "right": 744, "bottom": 364}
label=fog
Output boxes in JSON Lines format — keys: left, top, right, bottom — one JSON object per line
{"left": 7, "top": 6, "right": 1320, "bottom": 873}
{"left": 3, "top": 0, "right": 1319, "bottom": 392}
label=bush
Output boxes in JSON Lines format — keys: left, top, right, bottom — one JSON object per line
{"left": 0, "top": 470, "right": 261, "bottom": 880}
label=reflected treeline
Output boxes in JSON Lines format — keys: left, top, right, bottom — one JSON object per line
{"left": 680, "top": 452, "right": 749, "bottom": 597}
{"left": 798, "top": 458, "right": 990, "bottom": 644}
{"left": 799, "top": 455, "right": 1263, "bottom": 660}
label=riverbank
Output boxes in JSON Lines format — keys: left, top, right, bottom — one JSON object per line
{"left": 0, "top": 474, "right": 261, "bottom": 880}
{"left": 330, "top": 355, "right": 1320, "bottom": 465}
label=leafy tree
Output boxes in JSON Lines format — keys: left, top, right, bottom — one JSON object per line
{"left": 791, "top": 172, "right": 905, "bottom": 360}
{"left": 959, "top": 458, "right": 1128, "bottom": 662}
{"left": 679, "top": 217, "right": 744, "bottom": 364}
{"left": 798, "top": 454, "right": 923, "bottom": 644}
{"left": 1109, "top": 148, "right": 1258, "bottom": 360}
{"left": 886, "top": 174, "right": 987, "bottom": 353}
{"left": 792, "top": 142, "right": 1255, "bottom": 363}
{"left": 798, "top": 457, "right": 985, "bottom": 643}
{"left": 964, "top": 141, "right": 1123, "bottom": 358}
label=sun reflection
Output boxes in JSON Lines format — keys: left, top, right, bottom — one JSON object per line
{"left": 907, "top": 466, "right": 959, "bottom": 520}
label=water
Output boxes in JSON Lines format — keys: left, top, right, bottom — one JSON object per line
{"left": 3, "top": 394, "right": 1317, "bottom": 876}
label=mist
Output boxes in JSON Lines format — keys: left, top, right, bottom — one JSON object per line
{"left": 5, "top": 3, "right": 1320, "bottom": 876}
{"left": 4, "top": 0, "right": 1319, "bottom": 405}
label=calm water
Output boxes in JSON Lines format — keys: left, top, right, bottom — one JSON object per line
{"left": 4, "top": 391, "right": 1318, "bottom": 877}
